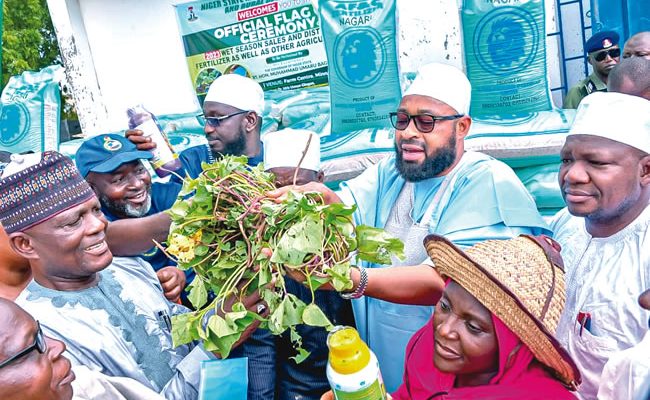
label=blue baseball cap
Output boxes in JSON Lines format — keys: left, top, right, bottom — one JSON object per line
{"left": 75, "top": 134, "right": 153, "bottom": 177}
{"left": 585, "top": 30, "right": 620, "bottom": 53}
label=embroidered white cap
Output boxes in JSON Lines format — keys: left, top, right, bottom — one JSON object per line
{"left": 204, "top": 74, "right": 265, "bottom": 115}
{"left": 263, "top": 128, "right": 320, "bottom": 172}
{"left": 568, "top": 91, "right": 650, "bottom": 154}
{"left": 404, "top": 63, "right": 472, "bottom": 115}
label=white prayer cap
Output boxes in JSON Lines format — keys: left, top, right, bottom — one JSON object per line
{"left": 204, "top": 74, "right": 265, "bottom": 115}
{"left": 263, "top": 128, "right": 321, "bottom": 172}
{"left": 404, "top": 63, "right": 472, "bottom": 115}
{"left": 568, "top": 92, "right": 650, "bottom": 154}
{"left": 1, "top": 152, "right": 43, "bottom": 178}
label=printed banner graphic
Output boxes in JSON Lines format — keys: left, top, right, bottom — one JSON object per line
{"left": 175, "top": 0, "right": 329, "bottom": 100}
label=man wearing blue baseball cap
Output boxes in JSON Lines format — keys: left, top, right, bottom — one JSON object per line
{"left": 75, "top": 134, "right": 188, "bottom": 303}
{"left": 564, "top": 30, "right": 621, "bottom": 109}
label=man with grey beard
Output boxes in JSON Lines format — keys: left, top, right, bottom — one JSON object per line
{"left": 75, "top": 134, "right": 188, "bottom": 303}
{"left": 269, "top": 62, "right": 550, "bottom": 392}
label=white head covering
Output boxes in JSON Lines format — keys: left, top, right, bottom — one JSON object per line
{"left": 204, "top": 74, "right": 265, "bottom": 115}
{"left": 404, "top": 63, "right": 472, "bottom": 115}
{"left": 568, "top": 92, "right": 650, "bottom": 153}
{"left": 1, "top": 153, "right": 43, "bottom": 178}
{"left": 263, "top": 128, "right": 320, "bottom": 172}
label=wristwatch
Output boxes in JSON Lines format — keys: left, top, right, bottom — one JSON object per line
{"left": 340, "top": 266, "right": 368, "bottom": 300}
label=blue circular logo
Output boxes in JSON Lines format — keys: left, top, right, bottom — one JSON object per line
{"left": 333, "top": 27, "right": 386, "bottom": 88}
{"left": 0, "top": 103, "right": 30, "bottom": 147}
{"left": 473, "top": 6, "right": 539, "bottom": 76}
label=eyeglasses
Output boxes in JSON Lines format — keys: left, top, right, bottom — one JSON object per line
{"left": 198, "top": 110, "right": 249, "bottom": 128}
{"left": 389, "top": 111, "right": 464, "bottom": 133}
{"left": 592, "top": 48, "right": 621, "bottom": 62}
{"left": 0, "top": 321, "right": 48, "bottom": 369}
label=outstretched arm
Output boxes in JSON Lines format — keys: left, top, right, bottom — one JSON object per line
{"left": 355, "top": 264, "right": 444, "bottom": 306}
{"left": 287, "top": 263, "right": 444, "bottom": 306}
{"left": 106, "top": 212, "right": 171, "bottom": 256}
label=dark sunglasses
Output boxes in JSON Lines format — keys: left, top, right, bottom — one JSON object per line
{"left": 389, "top": 111, "right": 464, "bottom": 133}
{"left": 0, "top": 321, "right": 47, "bottom": 369}
{"left": 592, "top": 48, "right": 621, "bottom": 62}
{"left": 198, "top": 110, "right": 249, "bottom": 128}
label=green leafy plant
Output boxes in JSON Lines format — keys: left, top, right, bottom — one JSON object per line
{"left": 165, "top": 156, "right": 404, "bottom": 359}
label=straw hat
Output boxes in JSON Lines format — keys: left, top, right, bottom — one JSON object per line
{"left": 425, "top": 234, "right": 581, "bottom": 388}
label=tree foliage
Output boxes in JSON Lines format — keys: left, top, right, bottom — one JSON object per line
{"left": 2, "top": 0, "right": 60, "bottom": 87}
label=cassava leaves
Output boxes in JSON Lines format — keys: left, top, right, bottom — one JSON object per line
{"left": 165, "top": 156, "right": 403, "bottom": 359}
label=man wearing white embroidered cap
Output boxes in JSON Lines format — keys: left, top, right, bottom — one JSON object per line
{"left": 551, "top": 91, "right": 650, "bottom": 399}
{"left": 270, "top": 62, "right": 549, "bottom": 391}
{"left": 126, "top": 74, "right": 265, "bottom": 180}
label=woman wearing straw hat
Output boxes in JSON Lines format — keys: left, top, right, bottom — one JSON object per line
{"left": 392, "top": 235, "right": 581, "bottom": 399}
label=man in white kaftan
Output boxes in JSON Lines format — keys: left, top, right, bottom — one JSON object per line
{"left": 271, "top": 63, "right": 550, "bottom": 392}
{"left": 552, "top": 92, "right": 650, "bottom": 399}
{"left": 15, "top": 256, "right": 209, "bottom": 399}
{"left": 339, "top": 149, "right": 549, "bottom": 391}
{"left": 0, "top": 151, "right": 265, "bottom": 400}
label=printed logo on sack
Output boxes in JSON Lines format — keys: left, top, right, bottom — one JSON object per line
{"left": 328, "top": 0, "right": 383, "bottom": 17}
{"left": 333, "top": 27, "right": 386, "bottom": 88}
{"left": 0, "top": 103, "right": 30, "bottom": 147}
{"left": 168, "top": 135, "right": 191, "bottom": 148}
{"left": 473, "top": 6, "right": 539, "bottom": 76}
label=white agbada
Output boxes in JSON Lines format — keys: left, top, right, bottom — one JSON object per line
{"left": 552, "top": 205, "right": 650, "bottom": 399}
{"left": 72, "top": 365, "right": 165, "bottom": 400}
{"left": 597, "top": 331, "right": 650, "bottom": 400}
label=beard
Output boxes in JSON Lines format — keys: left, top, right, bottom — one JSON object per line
{"left": 214, "top": 129, "right": 247, "bottom": 159}
{"left": 396, "top": 134, "right": 457, "bottom": 182}
{"left": 99, "top": 191, "right": 152, "bottom": 218}
{"left": 580, "top": 191, "right": 640, "bottom": 224}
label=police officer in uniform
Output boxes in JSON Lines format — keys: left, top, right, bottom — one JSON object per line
{"left": 564, "top": 30, "right": 620, "bottom": 109}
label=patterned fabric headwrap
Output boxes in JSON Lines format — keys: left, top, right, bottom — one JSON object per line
{"left": 0, "top": 151, "right": 95, "bottom": 234}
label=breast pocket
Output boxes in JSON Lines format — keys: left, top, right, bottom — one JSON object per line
{"left": 574, "top": 322, "right": 619, "bottom": 352}
{"left": 567, "top": 298, "right": 641, "bottom": 379}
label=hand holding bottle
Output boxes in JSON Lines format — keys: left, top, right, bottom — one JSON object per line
{"left": 126, "top": 104, "right": 181, "bottom": 177}
{"left": 125, "top": 128, "right": 157, "bottom": 151}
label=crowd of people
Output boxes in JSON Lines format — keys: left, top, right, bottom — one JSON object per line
{"left": 0, "top": 28, "right": 649, "bottom": 400}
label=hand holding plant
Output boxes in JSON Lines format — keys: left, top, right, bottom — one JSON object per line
{"left": 164, "top": 156, "right": 403, "bottom": 359}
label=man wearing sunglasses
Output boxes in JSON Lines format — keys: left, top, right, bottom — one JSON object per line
{"left": 269, "top": 63, "right": 549, "bottom": 392}
{"left": 126, "top": 73, "right": 265, "bottom": 181}
{"left": 564, "top": 30, "right": 620, "bottom": 109}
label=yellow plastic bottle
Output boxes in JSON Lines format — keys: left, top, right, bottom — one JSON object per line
{"left": 326, "top": 326, "right": 387, "bottom": 400}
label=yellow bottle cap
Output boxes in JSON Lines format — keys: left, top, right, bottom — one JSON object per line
{"left": 327, "top": 327, "right": 370, "bottom": 374}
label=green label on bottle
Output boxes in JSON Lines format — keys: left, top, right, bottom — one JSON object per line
{"left": 333, "top": 379, "right": 387, "bottom": 400}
